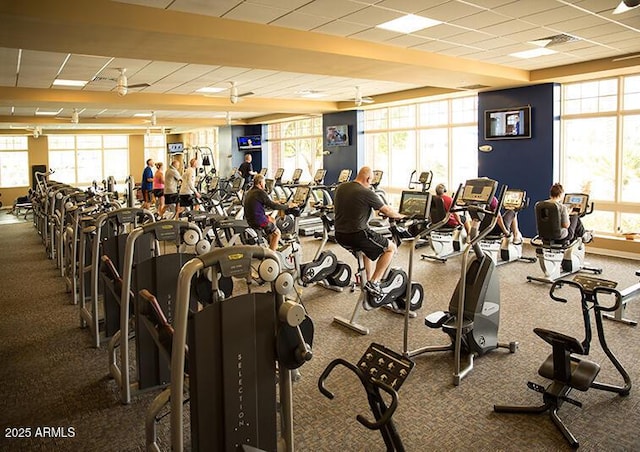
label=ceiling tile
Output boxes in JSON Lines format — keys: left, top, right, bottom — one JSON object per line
{"left": 170, "top": 0, "right": 242, "bottom": 17}
{"left": 18, "top": 50, "right": 66, "bottom": 88}
{"left": 413, "top": 23, "right": 469, "bottom": 39}
{"left": 295, "top": 0, "right": 366, "bottom": 18}
{"left": 271, "top": 12, "right": 334, "bottom": 30}
{"left": 452, "top": 10, "right": 511, "bottom": 29}
{"left": 420, "top": 1, "right": 484, "bottom": 22}
{"left": 343, "top": 5, "right": 404, "bottom": 26}
{"left": 461, "top": 0, "right": 519, "bottom": 8}
{"left": 349, "top": 27, "right": 400, "bottom": 43}
{"left": 375, "top": 0, "right": 448, "bottom": 14}
{"left": 384, "top": 34, "right": 431, "bottom": 47}
{"left": 477, "top": 18, "right": 537, "bottom": 36}
{"left": 313, "top": 20, "right": 371, "bottom": 36}
{"left": 0, "top": 48, "right": 19, "bottom": 86}
{"left": 492, "top": 0, "right": 569, "bottom": 18}
{"left": 222, "top": 2, "right": 290, "bottom": 23}
{"left": 521, "top": 6, "right": 589, "bottom": 27}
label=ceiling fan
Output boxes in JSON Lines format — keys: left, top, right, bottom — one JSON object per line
{"left": 353, "top": 86, "right": 374, "bottom": 107}
{"left": 229, "top": 81, "right": 254, "bottom": 104}
{"left": 54, "top": 108, "right": 80, "bottom": 124}
{"left": 92, "top": 68, "right": 151, "bottom": 96}
{"left": 10, "top": 125, "right": 43, "bottom": 138}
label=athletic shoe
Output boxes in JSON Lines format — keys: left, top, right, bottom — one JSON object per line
{"left": 512, "top": 237, "right": 523, "bottom": 245}
{"left": 582, "top": 231, "right": 593, "bottom": 244}
{"left": 364, "top": 280, "right": 383, "bottom": 297}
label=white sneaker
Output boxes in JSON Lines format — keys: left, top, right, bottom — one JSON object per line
{"left": 582, "top": 231, "right": 593, "bottom": 244}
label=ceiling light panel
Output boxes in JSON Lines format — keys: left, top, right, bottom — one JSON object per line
{"left": 377, "top": 14, "right": 441, "bottom": 33}
{"left": 509, "top": 47, "right": 558, "bottom": 58}
{"left": 53, "top": 79, "right": 88, "bottom": 87}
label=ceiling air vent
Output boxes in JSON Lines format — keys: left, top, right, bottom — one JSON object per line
{"left": 528, "top": 34, "right": 580, "bottom": 47}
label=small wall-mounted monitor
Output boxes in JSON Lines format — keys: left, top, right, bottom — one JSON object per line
{"left": 326, "top": 125, "right": 349, "bottom": 147}
{"left": 484, "top": 106, "right": 531, "bottom": 140}
{"left": 399, "top": 190, "right": 430, "bottom": 218}
{"left": 237, "top": 135, "right": 262, "bottom": 150}
{"left": 167, "top": 142, "right": 184, "bottom": 153}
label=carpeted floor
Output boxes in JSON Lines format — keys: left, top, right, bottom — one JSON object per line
{"left": 1, "top": 212, "right": 639, "bottom": 451}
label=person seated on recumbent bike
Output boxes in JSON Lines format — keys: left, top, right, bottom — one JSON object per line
{"left": 334, "top": 166, "right": 405, "bottom": 304}
{"left": 243, "top": 173, "right": 296, "bottom": 251}
{"left": 487, "top": 195, "right": 524, "bottom": 244}
{"left": 546, "top": 182, "right": 593, "bottom": 244}
{"left": 435, "top": 183, "right": 471, "bottom": 235}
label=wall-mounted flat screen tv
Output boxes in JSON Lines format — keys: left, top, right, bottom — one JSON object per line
{"left": 237, "top": 135, "right": 262, "bottom": 150}
{"left": 484, "top": 106, "right": 531, "bottom": 140}
{"left": 167, "top": 142, "right": 184, "bottom": 153}
{"left": 326, "top": 124, "right": 349, "bottom": 147}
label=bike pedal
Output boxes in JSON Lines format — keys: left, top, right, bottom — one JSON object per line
{"left": 526, "top": 381, "right": 546, "bottom": 394}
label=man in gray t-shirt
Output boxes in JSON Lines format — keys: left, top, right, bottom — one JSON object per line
{"left": 334, "top": 166, "right": 404, "bottom": 301}
{"left": 546, "top": 182, "right": 588, "bottom": 242}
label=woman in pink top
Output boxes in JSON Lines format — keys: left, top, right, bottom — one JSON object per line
{"left": 153, "top": 162, "right": 165, "bottom": 215}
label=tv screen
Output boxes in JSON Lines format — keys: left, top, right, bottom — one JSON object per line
{"left": 484, "top": 106, "right": 531, "bottom": 140}
{"left": 167, "top": 142, "right": 184, "bottom": 153}
{"left": 237, "top": 135, "right": 262, "bottom": 150}
{"left": 326, "top": 125, "right": 349, "bottom": 147}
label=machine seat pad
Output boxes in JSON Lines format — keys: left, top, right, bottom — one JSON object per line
{"left": 538, "top": 354, "right": 600, "bottom": 391}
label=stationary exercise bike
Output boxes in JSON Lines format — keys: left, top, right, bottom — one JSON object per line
{"left": 421, "top": 184, "right": 467, "bottom": 262}
{"left": 527, "top": 193, "right": 601, "bottom": 284}
{"left": 478, "top": 188, "right": 536, "bottom": 266}
{"left": 406, "top": 178, "right": 518, "bottom": 385}
{"left": 299, "top": 202, "right": 352, "bottom": 291}
{"left": 494, "top": 273, "right": 632, "bottom": 448}
{"left": 333, "top": 190, "right": 427, "bottom": 336}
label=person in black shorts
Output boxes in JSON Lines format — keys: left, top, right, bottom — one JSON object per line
{"left": 238, "top": 153, "right": 257, "bottom": 190}
{"left": 334, "top": 166, "right": 405, "bottom": 301}
{"left": 243, "top": 173, "right": 292, "bottom": 250}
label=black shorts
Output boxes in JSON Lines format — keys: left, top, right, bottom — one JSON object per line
{"left": 250, "top": 221, "right": 277, "bottom": 235}
{"left": 142, "top": 189, "right": 152, "bottom": 202}
{"left": 153, "top": 189, "right": 164, "bottom": 198}
{"left": 165, "top": 193, "right": 179, "bottom": 205}
{"left": 179, "top": 194, "right": 194, "bottom": 207}
{"left": 335, "top": 229, "right": 389, "bottom": 261}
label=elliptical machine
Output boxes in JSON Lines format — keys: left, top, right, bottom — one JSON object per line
{"left": 405, "top": 178, "right": 518, "bottom": 386}
{"left": 527, "top": 193, "right": 601, "bottom": 284}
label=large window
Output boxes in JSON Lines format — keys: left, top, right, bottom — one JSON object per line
{"left": 0, "top": 136, "right": 29, "bottom": 188}
{"left": 144, "top": 133, "right": 166, "bottom": 170}
{"left": 364, "top": 95, "right": 478, "bottom": 202}
{"left": 267, "top": 117, "right": 322, "bottom": 182}
{"left": 562, "top": 74, "right": 640, "bottom": 235}
{"left": 48, "top": 135, "right": 129, "bottom": 186}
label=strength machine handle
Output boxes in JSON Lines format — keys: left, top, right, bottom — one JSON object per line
{"left": 318, "top": 358, "right": 361, "bottom": 400}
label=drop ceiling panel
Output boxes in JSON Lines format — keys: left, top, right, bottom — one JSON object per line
{"left": 270, "top": 12, "right": 334, "bottom": 30}
{"left": 522, "top": 6, "right": 591, "bottom": 26}
{"left": 170, "top": 0, "right": 242, "bottom": 17}
{"left": 222, "top": 3, "right": 290, "bottom": 23}
{"left": 493, "top": 0, "right": 570, "bottom": 18}
{"left": 0, "top": 48, "right": 19, "bottom": 85}
{"left": 344, "top": 5, "right": 403, "bottom": 26}
{"left": 573, "top": 0, "right": 618, "bottom": 14}
{"left": 463, "top": 0, "right": 518, "bottom": 8}
{"left": 350, "top": 27, "right": 399, "bottom": 43}
{"left": 376, "top": 0, "right": 446, "bottom": 14}
{"left": 421, "top": 1, "right": 484, "bottom": 22}
{"left": 295, "top": 0, "right": 366, "bottom": 19}
{"left": 477, "top": 19, "right": 538, "bottom": 36}
{"left": 414, "top": 23, "right": 468, "bottom": 39}
{"left": 18, "top": 51, "right": 64, "bottom": 88}
{"left": 314, "top": 20, "right": 370, "bottom": 36}
{"left": 59, "top": 54, "right": 112, "bottom": 81}
{"left": 453, "top": 11, "right": 511, "bottom": 29}
{"left": 384, "top": 34, "right": 431, "bottom": 47}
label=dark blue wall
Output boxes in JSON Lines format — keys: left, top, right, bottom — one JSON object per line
{"left": 322, "top": 110, "right": 364, "bottom": 185}
{"left": 478, "top": 83, "right": 560, "bottom": 237}
{"left": 231, "top": 124, "right": 264, "bottom": 174}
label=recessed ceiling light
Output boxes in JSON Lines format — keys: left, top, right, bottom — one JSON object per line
{"left": 133, "top": 112, "right": 152, "bottom": 117}
{"left": 53, "top": 79, "right": 88, "bottom": 87}
{"left": 377, "top": 14, "right": 441, "bottom": 34}
{"left": 35, "top": 108, "right": 63, "bottom": 116}
{"left": 509, "top": 48, "right": 557, "bottom": 59}
{"left": 196, "top": 87, "right": 226, "bottom": 94}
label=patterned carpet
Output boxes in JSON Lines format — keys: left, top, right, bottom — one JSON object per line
{"left": 1, "top": 216, "right": 639, "bottom": 451}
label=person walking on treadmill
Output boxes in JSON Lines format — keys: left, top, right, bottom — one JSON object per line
{"left": 334, "top": 166, "right": 405, "bottom": 303}
{"left": 243, "top": 173, "right": 292, "bottom": 251}
{"left": 238, "top": 153, "right": 257, "bottom": 190}
{"left": 547, "top": 182, "right": 593, "bottom": 243}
